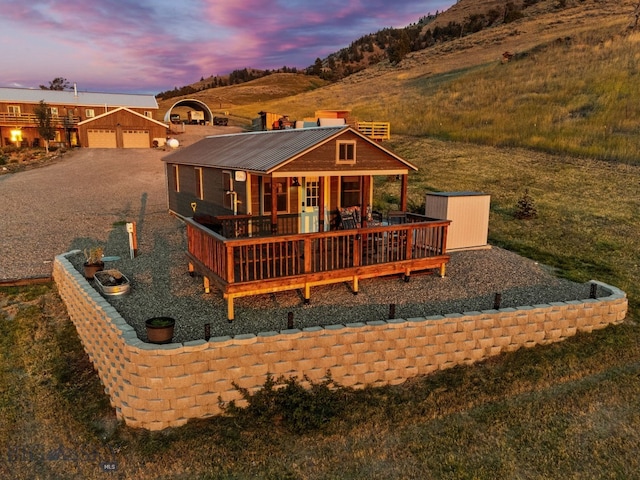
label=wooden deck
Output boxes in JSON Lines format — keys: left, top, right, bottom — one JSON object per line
{"left": 185, "top": 214, "right": 450, "bottom": 320}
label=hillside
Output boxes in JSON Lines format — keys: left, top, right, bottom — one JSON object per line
{"left": 157, "top": 73, "right": 328, "bottom": 124}
{"left": 158, "top": 0, "right": 639, "bottom": 163}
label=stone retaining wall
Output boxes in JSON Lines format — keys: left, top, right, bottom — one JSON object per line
{"left": 53, "top": 251, "right": 628, "bottom": 431}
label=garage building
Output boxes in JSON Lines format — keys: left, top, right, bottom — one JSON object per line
{"left": 78, "top": 107, "right": 169, "bottom": 148}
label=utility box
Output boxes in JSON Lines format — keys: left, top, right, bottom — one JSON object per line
{"left": 425, "top": 192, "right": 490, "bottom": 251}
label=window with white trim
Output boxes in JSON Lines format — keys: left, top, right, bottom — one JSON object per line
{"left": 85, "top": 109, "right": 95, "bottom": 118}
{"left": 8, "top": 105, "right": 20, "bottom": 115}
{"left": 336, "top": 141, "right": 356, "bottom": 164}
{"left": 144, "top": 111, "right": 152, "bottom": 118}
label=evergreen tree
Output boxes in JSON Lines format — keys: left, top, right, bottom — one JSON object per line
{"left": 514, "top": 189, "right": 538, "bottom": 219}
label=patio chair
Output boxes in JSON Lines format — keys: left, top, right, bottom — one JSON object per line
{"left": 339, "top": 206, "right": 361, "bottom": 229}
{"left": 365, "top": 206, "right": 383, "bottom": 227}
{"left": 387, "top": 211, "right": 407, "bottom": 225}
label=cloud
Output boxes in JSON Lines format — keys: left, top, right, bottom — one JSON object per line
{"left": 0, "top": 0, "right": 453, "bottom": 92}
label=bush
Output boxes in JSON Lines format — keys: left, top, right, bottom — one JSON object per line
{"left": 514, "top": 189, "right": 538, "bottom": 219}
{"left": 223, "top": 372, "right": 350, "bottom": 434}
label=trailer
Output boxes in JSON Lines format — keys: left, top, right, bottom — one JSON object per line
{"left": 187, "top": 110, "right": 205, "bottom": 125}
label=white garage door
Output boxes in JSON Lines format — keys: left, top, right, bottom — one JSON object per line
{"left": 122, "top": 130, "right": 150, "bottom": 148}
{"left": 87, "top": 129, "right": 117, "bottom": 148}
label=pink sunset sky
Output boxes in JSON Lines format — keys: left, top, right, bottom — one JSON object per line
{"left": 0, "top": 0, "right": 454, "bottom": 94}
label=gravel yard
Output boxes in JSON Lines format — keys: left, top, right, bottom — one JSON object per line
{"left": 67, "top": 220, "right": 598, "bottom": 342}
{"left": 1, "top": 124, "right": 599, "bottom": 342}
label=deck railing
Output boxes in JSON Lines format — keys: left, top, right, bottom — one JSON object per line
{"left": 0, "top": 113, "right": 80, "bottom": 126}
{"left": 212, "top": 213, "right": 300, "bottom": 238}
{"left": 186, "top": 215, "right": 449, "bottom": 284}
{"left": 356, "top": 121, "right": 391, "bottom": 140}
{"left": 185, "top": 214, "right": 450, "bottom": 319}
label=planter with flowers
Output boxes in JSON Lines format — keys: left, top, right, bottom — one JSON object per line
{"left": 83, "top": 247, "right": 104, "bottom": 279}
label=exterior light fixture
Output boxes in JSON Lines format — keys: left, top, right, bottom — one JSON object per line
{"left": 10, "top": 129, "right": 22, "bottom": 143}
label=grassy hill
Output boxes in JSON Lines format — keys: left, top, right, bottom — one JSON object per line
{"left": 158, "top": 73, "right": 329, "bottom": 125}
{"left": 3, "top": 0, "right": 640, "bottom": 478}
{"left": 160, "top": 0, "right": 638, "bottom": 162}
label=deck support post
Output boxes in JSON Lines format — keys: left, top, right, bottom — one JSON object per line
{"left": 203, "top": 276, "right": 210, "bottom": 294}
{"left": 304, "top": 283, "right": 311, "bottom": 304}
{"left": 188, "top": 262, "right": 195, "bottom": 277}
{"left": 352, "top": 275, "right": 359, "bottom": 295}
{"left": 439, "top": 263, "right": 446, "bottom": 277}
{"left": 225, "top": 295, "right": 234, "bottom": 321}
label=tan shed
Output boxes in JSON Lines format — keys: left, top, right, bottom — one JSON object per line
{"left": 425, "top": 192, "right": 490, "bottom": 251}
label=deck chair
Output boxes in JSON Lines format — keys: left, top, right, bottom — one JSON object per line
{"left": 365, "top": 206, "right": 383, "bottom": 227}
{"left": 339, "top": 206, "right": 361, "bottom": 229}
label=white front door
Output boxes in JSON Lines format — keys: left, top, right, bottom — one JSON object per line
{"left": 300, "top": 177, "right": 320, "bottom": 233}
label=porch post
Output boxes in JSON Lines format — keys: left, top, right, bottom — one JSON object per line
{"left": 361, "top": 175, "right": 371, "bottom": 226}
{"left": 318, "top": 176, "right": 325, "bottom": 232}
{"left": 400, "top": 174, "right": 408, "bottom": 212}
{"left": 271, "top": 177, "right": 278, "bottom": 234}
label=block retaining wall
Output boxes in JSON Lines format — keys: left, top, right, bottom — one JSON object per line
{"left": 53, "top": 251, "right": 628, "bottom": 431}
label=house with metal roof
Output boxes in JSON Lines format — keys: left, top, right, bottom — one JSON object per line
{"left": 162, "top": 126, "right": 450, "bottom": 320}
{"left": 162, "top": 126, "right": 415, "bottom": 231}
{"left": 0, "top": 86, "right": 167, "bottom": 148}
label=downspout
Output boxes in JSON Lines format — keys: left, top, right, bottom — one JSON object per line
{"left": 226, "top": 190, "right": 238, "bottom": 215}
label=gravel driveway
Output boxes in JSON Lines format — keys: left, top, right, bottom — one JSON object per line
{"left": 0, "top": 125, "right": 235, "bottom": 282}
{"left": 0, "top": 146, "right": 170, "bottom": 281}
{"left": 1, "top": 127, "right": 598, "bottom": 340}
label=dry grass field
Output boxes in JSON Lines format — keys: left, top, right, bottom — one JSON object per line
{"left": 2, "top": 0, "right": 640, "bottom": 478}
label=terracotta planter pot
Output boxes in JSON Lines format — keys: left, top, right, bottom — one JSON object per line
{"left": 145, "top": 317, "right": 176, "bottom": 344}
{"left": 84, "top": 261, "right": 104, "bottom": 279}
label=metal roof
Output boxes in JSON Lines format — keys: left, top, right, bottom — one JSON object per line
{"left": 0, "top": 86, "right": 158, "bottom": 109}
{"left": 162, "top": 126, "right": 416, "bottom": 173}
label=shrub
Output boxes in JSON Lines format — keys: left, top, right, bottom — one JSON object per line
{"left": 514, "top": 189, "right": 538, "bottom": 219}
{"left": 223, "top": 372, "right": 350, "bottom": 434}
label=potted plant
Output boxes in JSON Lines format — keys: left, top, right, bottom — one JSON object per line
{"left": 145, "top": 317, "right": 176, "bottom": 344}
{"left": 83, "top": 247, "right": 104, "bottom": 279}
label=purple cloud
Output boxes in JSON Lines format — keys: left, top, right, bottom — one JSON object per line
{"left": 0, "top": 0, "right": 454, "bottom": 93}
